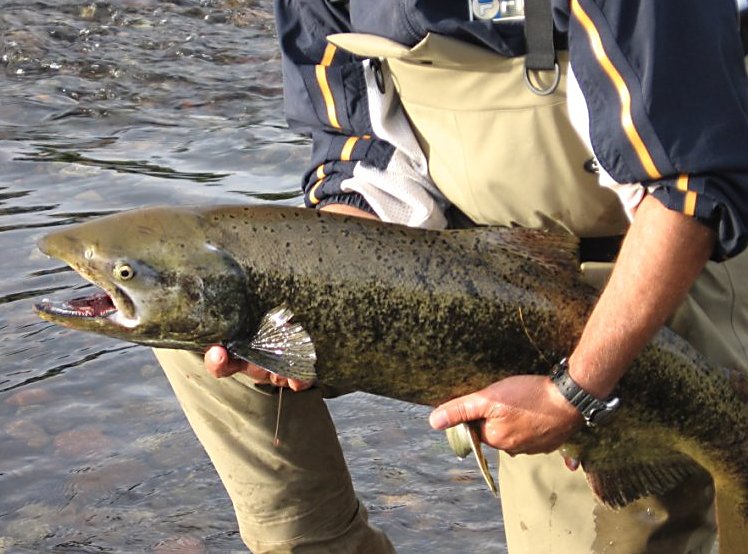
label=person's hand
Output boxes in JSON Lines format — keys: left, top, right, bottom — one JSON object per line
{"left": 429, "top": 375, "right": 583, "bottom": 456}
{"left": 204, "top": 345, "right": 314, "bottom": 392}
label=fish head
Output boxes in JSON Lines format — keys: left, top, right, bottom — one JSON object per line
{"left": 34, "top": 206, "right": 250, "bottom": 349}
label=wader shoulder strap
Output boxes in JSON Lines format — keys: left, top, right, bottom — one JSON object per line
{"left": 524, "top": 0, "right": 555, "bottom": 70}
{"left": 524, "top": 0, "right": 559, "bottom": 95}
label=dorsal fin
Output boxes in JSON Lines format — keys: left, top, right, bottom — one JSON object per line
{"left": 464, "top": 226, "right": 581, "bottom": 277}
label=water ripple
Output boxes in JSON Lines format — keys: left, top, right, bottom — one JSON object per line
{"left": 18, "top": 148, "right": 230, "bottom": 182}
{"left": 0, "top": 344, "right": 137, "bottom": 393}
{"left": 0, "top": 286, "right": 70, "bottom": 306}
{"left": 0, "top": 204, "right": 58, "bottom": 216}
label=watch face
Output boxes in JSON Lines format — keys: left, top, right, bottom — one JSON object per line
{"left": 586, "top": 397, "right": 622, "bottom": 427}
{"left": 550, "top": 358, "right": 568, "bottom": 379}
{"left": 587, "top": 409, "right": 608, "bottom": 427}
{"left": 551, "top": 365, "right": 563, "bottom": 379}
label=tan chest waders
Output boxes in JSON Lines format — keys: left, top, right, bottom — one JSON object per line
{"left": 328, "top": 31, "right": 629, "bottom": 237}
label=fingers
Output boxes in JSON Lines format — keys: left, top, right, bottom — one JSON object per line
{"left": 264, "top": 372, "right": 314, "bottom": 391}
{"left": 429, "top": 377, "right": 582, "bottom": 456}
{"left": 286, "top": 377, "right": 314, "bottom": 392}
{"left": 429, "top": 392, "right": 489, "bottom": 430}
{"left": 203, "top": 345, "right": 314, "bottom": 391}
{"left": 563, "top": 456, "right": 581, "bottom": 471}
{"left": 204, "top": 345, "right": 279, "bottom": 382}
{"left": 204, "top": 346, "right": 245, "bottom": 378}
{"left": 559, "top": 445, "right": 582, "bottom": 471}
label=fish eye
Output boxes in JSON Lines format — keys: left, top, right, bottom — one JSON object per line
{"left": 113, "top": 263, "right": 135, "bottom": 281}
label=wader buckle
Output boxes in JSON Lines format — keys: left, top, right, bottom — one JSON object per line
{"left": 524, "top": 61, "right": 560, "bottom": 96}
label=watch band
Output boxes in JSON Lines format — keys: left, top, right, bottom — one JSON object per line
{"left": 550, "top": 358, "right": 621, "bottom": 427}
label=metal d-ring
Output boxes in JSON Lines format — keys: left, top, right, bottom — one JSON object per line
{"left": 524, "top": 61, "right": 561, "bottom": 96}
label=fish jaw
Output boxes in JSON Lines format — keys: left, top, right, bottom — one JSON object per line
{"left": 34, "top": 285, "right": 140, "bottom": 333}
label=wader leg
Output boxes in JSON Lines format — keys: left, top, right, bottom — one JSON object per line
{"left": 153, "top": 349, "right": 395, "bottom": 554}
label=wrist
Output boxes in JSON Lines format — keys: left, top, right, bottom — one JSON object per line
{"left": 546, "top": 377, "right": 585, "bottom": 422}
{"left": 550, "top": 358, "right": 621, "bottom": 427}
{"left": 566, "top": 353, "right": 621, "bottom": 399}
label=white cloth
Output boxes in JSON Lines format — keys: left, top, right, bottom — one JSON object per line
{"left": 339, "top": 59, "right": 449, "bottom": 229}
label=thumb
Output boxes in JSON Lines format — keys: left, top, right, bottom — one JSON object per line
{"left": 204, "top": 346, "right": 232, "bottom": 378}
{"left": 429, "top": 392, "right": 489, "bottom": 430}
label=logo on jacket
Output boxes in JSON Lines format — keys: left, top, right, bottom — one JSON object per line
{"left": 469, "top": 0, "right": 525, "bottom": 22}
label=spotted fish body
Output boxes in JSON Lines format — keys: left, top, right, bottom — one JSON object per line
{"left": 34, "top": 205, "right": 748, "bottom": 551}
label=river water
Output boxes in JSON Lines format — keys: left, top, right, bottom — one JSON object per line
{"left": 0, "top": 1, "right": 506, "bottom": 551}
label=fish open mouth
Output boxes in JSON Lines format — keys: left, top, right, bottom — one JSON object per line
{"left": 34, "top": 286, "right": 137, "bottom": 328}
{"left": 36, "top": 290, "right": 118, "bottom": 319}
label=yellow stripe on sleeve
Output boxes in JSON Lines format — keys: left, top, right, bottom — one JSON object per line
{"left": 341, "top": 136, "right": 359, "bottom": 161}
{"left": 308, "top": 180, "right": 324, "bottom": 205}
{"left": 571, "top": 0, "right": 662, "bottom": 181}
{"left": 308, "top": 165, "right": 327, "bottom": 206}
{"left": 320, "top": 42, "right": 336, "bottom": 66}
{"left": 315, "top": 44, "right": 341, "bottom": 129}
{"left": 676, "top": 174, "right": 697, "bottom": 216}
{"left": 308, "top": 134, "right": 366, "bottom": 206}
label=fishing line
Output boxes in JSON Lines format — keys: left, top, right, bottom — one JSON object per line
{"left": 518, "top": 307, "right": 551, "bottom": 368}
{"left": 273, "top": 386, "right": 283, "bottom": 448}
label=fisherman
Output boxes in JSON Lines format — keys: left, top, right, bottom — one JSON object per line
{"left": 154, "top": 0, "right": 748, "bottom": 552}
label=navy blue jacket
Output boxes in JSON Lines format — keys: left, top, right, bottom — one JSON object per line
{"left": 274, "top": 0, "right": 748, "bottom": 259}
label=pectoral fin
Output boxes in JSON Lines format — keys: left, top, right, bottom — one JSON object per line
{"left": 227, "top": 305, "right": 317, "bottom": 382}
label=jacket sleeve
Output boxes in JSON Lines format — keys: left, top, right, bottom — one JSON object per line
{"left": 553, "top": 0, "right": 748, "bottom": 259}
{"left": 273, "top": 0, "right": 448, "bottom": 227}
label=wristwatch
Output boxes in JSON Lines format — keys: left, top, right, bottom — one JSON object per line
{"left": 550, "top": 358, "right": 621, "bottom": 427}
